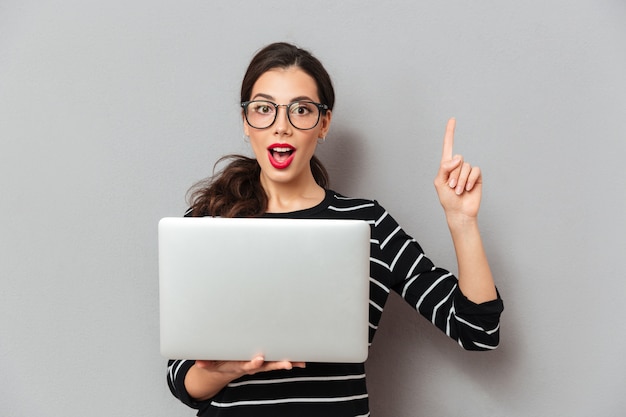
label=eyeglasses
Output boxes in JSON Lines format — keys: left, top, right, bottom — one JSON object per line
{"left": 241, "top": 100, "right": 329, "bottom": 130}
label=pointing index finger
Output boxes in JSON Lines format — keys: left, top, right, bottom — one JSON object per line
{"left": 441, "top": 117, "right": 456, "bottom": 162}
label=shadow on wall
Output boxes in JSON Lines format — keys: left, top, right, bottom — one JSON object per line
{"left": 315, "top": 126, "right": 367, "bottom": 194}
{"left": 365, "top": 292, "right": 523, "bottom": 415}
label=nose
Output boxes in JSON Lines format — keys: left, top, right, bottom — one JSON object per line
{"left": 274, "top": 105, "right": 292, "bottom": 135}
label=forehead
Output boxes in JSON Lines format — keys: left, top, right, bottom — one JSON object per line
{"left": 251, "top": 67, "right": 320, "bottom": 102}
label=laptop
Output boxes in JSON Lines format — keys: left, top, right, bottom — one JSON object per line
{"left": 158, "top": 217, "right": 371, "bottom": 363}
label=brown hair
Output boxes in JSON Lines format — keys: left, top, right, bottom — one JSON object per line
{"left": 187, "top": 43, "right": 334, "bottom": 217}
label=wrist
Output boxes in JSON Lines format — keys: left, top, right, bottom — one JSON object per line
{"left": 185, "top": 363, "right": 240, "bottom": 401}
{"left": 445, "top": 213, "right": 479, "bottom": 232}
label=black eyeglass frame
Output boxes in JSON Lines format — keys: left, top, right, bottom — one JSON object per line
{"left": 241, "top": 100, "right": 329, "bottom": 131}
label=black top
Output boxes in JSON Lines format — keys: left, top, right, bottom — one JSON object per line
{"left": 168, "top": 190, "right": 504, "bottom": 416}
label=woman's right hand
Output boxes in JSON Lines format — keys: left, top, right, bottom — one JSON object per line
{"left": 195, "top": 356, "right": 306, "bottom": 377}
{"left": 185, "top": 357, "right": 306, "bottom": 401}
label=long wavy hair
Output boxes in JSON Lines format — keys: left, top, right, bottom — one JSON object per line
{"left": 186, "top": 43, "right": 335, "bottom": 217}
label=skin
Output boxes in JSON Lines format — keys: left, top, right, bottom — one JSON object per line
{"left": 184, "top": 71, "right": 498, "bottom": 402}
{"left": 434, "top": 118, "right": 498, "bottom": 303}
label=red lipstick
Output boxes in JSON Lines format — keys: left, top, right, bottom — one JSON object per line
{"left": 267, "top": 143, "right": 296, "bottom": 169}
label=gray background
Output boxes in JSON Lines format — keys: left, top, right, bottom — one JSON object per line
{"left": 2, "top": 1, "right": 625, "bottom": 416}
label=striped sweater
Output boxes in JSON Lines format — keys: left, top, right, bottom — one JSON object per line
{"left": 167, "top": 190, "right": 504, "bottom": 416}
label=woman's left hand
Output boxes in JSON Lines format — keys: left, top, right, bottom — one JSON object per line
{"left": 434, "top": 118, "right": 482, "bottom": 222}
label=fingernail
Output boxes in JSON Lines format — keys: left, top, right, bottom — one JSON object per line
{"left": 449, "top": 178, "right": 456, "bottom": 188}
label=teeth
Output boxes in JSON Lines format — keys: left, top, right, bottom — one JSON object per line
{"left": 271, "top": 147, "right": 293, "bottom": 153}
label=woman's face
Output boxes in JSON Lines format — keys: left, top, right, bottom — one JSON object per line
{"left": 243, "top": 66, "right": 331, "bottom": 191}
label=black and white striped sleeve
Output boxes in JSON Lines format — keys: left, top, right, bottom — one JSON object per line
{"left": 369, "top": 202, "right": 503, "bottom": 351}
{"left": 167, "top": 359, "right": 202, "bottom": 409}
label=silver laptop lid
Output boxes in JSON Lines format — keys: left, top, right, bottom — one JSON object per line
{"left": 158, "top": 217, "right": 370, "bottom": 363}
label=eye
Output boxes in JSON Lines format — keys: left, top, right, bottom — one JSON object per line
{"left": 251, "top": 101, "right": 275, "bottom": 115}
{"left": 290, "top": 102, "right": 315, "bottom": 116}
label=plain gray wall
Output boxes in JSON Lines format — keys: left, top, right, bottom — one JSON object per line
{"left": 2, "top": 1, "right": 625, "bottom": 416}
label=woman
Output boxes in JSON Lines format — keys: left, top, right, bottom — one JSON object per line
{"left": 167, "top": 42, "right": 503, "bottom": 417}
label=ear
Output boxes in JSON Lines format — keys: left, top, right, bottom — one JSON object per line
{"left": 319, "top": 110, "right": 332, "bottom": 138}
{"left": 242, "top": 112, "right": 250, "bottom": 136}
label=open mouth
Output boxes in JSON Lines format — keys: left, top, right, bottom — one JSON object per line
{"left": 268, "top": 145, "right": 295, "bottom": 169}
{"left": 270, "top": 147, "right": 294, "bottom": 161}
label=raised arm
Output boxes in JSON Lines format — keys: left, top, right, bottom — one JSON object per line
{"left": 433, "top": 118, "right": 498, "bottom": 304}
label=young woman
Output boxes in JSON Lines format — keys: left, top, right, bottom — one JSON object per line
{"left": 167, "top": 42, "right": 503, "bottom": 417}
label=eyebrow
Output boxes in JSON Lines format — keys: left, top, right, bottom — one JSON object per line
{"left": 251, "top": 93, "right": 318, "bottom": 102}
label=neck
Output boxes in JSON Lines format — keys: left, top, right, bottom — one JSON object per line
{"left": 261, "top": 175, "right": 325, "bottom": 213}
